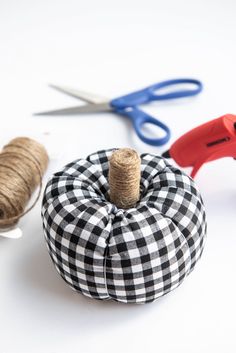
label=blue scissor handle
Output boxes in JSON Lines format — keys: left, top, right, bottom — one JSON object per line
{"left": 111, "top": 78, "right": 202, "bottom": 108}
{"left": 117, "top": 107, "right": 171, "bottom": 146}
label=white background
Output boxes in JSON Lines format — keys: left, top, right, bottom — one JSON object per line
{"left": 0, "top": 0, "right": 236, "bottom": 352}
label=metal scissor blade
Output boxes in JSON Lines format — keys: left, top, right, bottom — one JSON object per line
{"left": 34, "top": 102, "right": 112, "bottom": 116}
{"left": 49, "top": 84, "right": 109, "bottom": 104}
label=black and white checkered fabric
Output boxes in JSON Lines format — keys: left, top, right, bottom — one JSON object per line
{"left": 42, "top": 149, "right": 207, "bottom": 304}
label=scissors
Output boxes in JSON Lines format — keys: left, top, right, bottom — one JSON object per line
{"left": 35, "top": 78, "right": 203, "bottom": 146}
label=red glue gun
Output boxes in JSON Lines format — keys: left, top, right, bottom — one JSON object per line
{"left": 162, "top": 114, "right": 236, "bottom": 178}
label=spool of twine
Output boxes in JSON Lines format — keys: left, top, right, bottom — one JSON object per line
{"left": 109, "top": 148, "right": 141, "bottom": 209}
{"left": 0, "top": 137, "right": 49, "bottom": 229}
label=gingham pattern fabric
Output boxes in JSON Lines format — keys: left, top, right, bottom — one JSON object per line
{"left": 42, "top": 149, "right": 207, "bottom": 304}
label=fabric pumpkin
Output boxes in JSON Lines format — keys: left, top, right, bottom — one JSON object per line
{"left": 41, "top": 149, "right": 207, "bottom": 304}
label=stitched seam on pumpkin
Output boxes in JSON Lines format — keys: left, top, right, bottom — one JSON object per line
{"left": 103, "top": 244, "right": 109, "bottom": 298}
{"left": 142, "top": 204, "right": 193, "bottom": 274}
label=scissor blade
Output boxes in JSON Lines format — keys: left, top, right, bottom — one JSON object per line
{"left": 49, "top": 84, "right": 109, "bottom": 104}
{"left": 34, "top": 102, "right": 112, "bottom": 116}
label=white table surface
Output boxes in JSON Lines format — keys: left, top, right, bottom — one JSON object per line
{"left": 1, "top": 0, "right": 236, "bottom": 352}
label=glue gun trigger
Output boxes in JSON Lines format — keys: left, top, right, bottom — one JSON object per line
{"left": 190, "top": 157, "right": 210, "bottom": 178}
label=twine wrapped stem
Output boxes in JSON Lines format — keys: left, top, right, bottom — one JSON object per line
{"left": 109, "top": 148, "right": 141, "bottom": 209}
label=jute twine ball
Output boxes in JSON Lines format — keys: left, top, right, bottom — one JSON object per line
{"left": 42, "top": 148, "right": 206, "bottom": 304}
{"left": 0, "top": 137, "right": 48, "bottom": 229}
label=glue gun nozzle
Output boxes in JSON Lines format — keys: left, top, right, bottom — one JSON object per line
{"left": 162, "top": 150, "right": 171, "bottom": 159}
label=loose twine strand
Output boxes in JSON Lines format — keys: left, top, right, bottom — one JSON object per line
{"left": 109, "top": 148, "right": 141, "bottom": 209}
{"left": 0, "top": 137, "right": 49, "bottom": 229}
